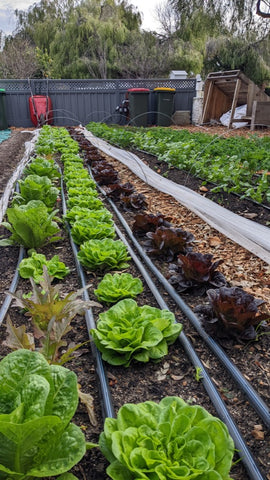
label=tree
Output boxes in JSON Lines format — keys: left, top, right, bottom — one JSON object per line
{"left": 0, "top": 36, "right": 39, "bottom": 78}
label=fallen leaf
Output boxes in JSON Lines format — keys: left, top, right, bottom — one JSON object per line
{"left": 251, "top": 429, "right": 264, "bottom": 440}
{"left": 199, "top": 186, "right": 208, "bottom": 192}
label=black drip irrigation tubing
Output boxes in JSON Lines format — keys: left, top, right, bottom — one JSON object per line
{"left": 100, "top": 187, "right": 270, "bottom": 429}
{"left": 60, "top": 174, "right": 115, "bottom": 420}
{"left": 85, "top": 166, "right": 267, "bottom": 480}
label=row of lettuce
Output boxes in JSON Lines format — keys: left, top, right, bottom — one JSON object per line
{"left": 0, "top": 125, "right": 235, "bottom": 480}
{"left": 86, "top": 122, "right": 270, "bottom": 204}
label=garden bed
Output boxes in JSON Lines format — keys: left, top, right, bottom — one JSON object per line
{"left": 0, "top": 126, "right": 269, "bottom": 480}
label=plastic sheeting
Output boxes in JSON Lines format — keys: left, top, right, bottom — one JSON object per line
{"left": 81, "top": 128, "right": 270, "bottom": 265}
{"left": 0, "top": 130, "right": 11, "bottom": 143}
{"left": 0, "top": 130, "right": 39, "bottom": 223}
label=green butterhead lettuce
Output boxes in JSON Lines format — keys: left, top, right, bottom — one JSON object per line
{"left": 19, "top": 251, "right": 70, "bottom": 283}
{"left": 99, "top": 396, "right": 234, "bottom": 480}
{"left": 90, "top": 299, "right": 182, "bottom": 366}
{"left": 78, "top": 238, "right": 130, "bottom": 271}
{"left": 65, "top": 206, "right": 113, "bottom": 226}
{"left": 71, "top": 218, "right": 115, "bottom": 244}
{"left": 94, "top": 273, "right": 143, "bottom": 303}
{"left": 0, "top": 350, "right": 96, "bottom": 479}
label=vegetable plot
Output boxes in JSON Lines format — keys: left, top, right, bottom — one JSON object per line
{"left": 86, "top": 122, "right": 270, "bottom": 204}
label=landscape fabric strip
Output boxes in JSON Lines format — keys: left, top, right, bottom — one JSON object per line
{"left": 82, "top": 129, "right": 270, "bottom": 264}
{"left": 103, "top": 190, "right": 270, "bottom": 429}
{"left": 60, "top": 172, "right": 115, "bottom": 420}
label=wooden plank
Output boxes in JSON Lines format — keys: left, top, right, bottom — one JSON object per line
{"left": 228, "top": 78, "right": 242, "bottom": 128}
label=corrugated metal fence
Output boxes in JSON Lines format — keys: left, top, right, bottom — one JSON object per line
{"left": 0, "top": 78, "right": 196, "bottom": 127}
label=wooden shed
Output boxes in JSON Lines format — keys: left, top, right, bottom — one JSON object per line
{"left": 201, "top": 70, "right": 270, "bottom": 129}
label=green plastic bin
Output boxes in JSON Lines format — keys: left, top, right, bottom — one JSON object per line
{"left": 127, "top": 88, "right": 150, "bottom": 127}
{"left": 153, "top": 87, "right": 175, "bottom": 126}
{"left": 0, "top": 89, "right": 8, "bottom": 130}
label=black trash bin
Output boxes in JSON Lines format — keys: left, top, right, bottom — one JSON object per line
{"left": 127, "top": 88, "right": 150, "bottom": 127}
{"left": 0, "top": 89, "right": 8, "bottom": 130}
{"left": 153, "top": 87, "right": 175, "bottom": 126}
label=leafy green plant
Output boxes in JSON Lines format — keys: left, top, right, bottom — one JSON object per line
{"left": 23, "top": 156, "right": 60, "bottom": 181}
{"left": 13, "top": 174, "right": 59, "bottom": 209}
{"left": 77, "top": 238, "right": 131, "bottom": 271}
{"left": 99, "top": 396, "right": 234, "bottom": 479}
{"left": 0, "top": 349, "right": 96, "bottom": 479}
{"left": 7, "top": 267, "right": 100, "bottom": 364}
{"left": 195, "top": 286, "right": 269, "bottom": 341}
{"left": 65, "top": 206, "right": 113, "bottom": 226}
{"left": 71, "top": 218, "right": 115, "bottom": 244}
{"left": 94, "top": 273, "right": 143, "bottom": 303}
{"left": 67, "top": 195, "right": 104, "bottom": 210}
{"left": 90, "top": 298, "right": 182, "bottom": 366}
{"left": 0, "top": 200, "right": 61, "bottom": 249}
{"left": 19, "top": 251, "right": 70, "bottom": 283}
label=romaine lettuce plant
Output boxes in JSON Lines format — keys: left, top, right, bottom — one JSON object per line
{"left": 195, "top": 286, "right": 269, "bottom": 341}
{"left": 0, "top": 349, "right": 96, "bottom": 479}
{"left": 168, "top": 252, "right": 227, "bottom": 294}
{"left": 0, "top": 200, "right": 61, "bottom": 249}
{"left": 71, "top": 218, "right": 115, "bottom": 244}
{"left": 13, "top": 174, "right": 59, "bottom": 209}
{"left": 19, "top": 251, "right": 70, "bottom": 283}
{"left": 90, "top": 298, "right": 182, "bottom": 366}
{"left": 94, "top": 272, "right": 143, "bottom": 303}
{"left": 99, "top": 396, "right": 235, "bottom": 480}
{"left": 77, "top": 238, "right": 131, "bottom": 271}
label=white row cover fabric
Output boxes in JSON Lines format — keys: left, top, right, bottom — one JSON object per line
{"left": 81, "top": 128, "right": 270, "bottom": 265}
{"left": 0, "top": 130, "right": 39, "bottom": 224}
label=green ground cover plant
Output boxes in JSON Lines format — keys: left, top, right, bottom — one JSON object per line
{"left": 87, "top": 122, "right": 270, "bottom": 203}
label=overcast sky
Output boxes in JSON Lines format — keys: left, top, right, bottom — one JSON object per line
{"left": 0, "top": 0, "right": 162, "bottom": 35}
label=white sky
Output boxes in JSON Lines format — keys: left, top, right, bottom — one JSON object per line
{"left": 0, "top": 0, "right": 162, "bottom": 35}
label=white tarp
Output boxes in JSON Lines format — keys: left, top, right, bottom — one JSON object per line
{"left": 81, "top": 128, "right": 270, "bottom": 265}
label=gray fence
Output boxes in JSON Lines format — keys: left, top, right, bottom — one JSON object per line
{"left": 0, "top": 78, "right": 196, "bottom": 127}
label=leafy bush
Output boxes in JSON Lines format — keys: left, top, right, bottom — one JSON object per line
{"left": 94, "top": 272, "right": 143, "bottom": 303}
{"left": 0, "top": 200, "right": 61, "bottom": 249}
{"left": 90, "top": 298, "right": 182, "bottom": 366}
{"left": 13, "top": 174, "right": 59, "bottom": 209}
{"left": 0, "top": 349, "right": 96, "bottom": 479}
{"left": 19, "top": 251, "right": 70, "bottom": 283}
{"left": 71, "top": 218, "right": 115, "bottom": 244}
{"left": 77, "top": 238, "right": 130, "bottom": 271}
{"left": 99, "top": 396, "right": 234, "bottom": 480}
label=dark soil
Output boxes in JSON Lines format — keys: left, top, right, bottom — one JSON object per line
{"left": 0, "top": 128, "right": 269, "bottom": 480}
